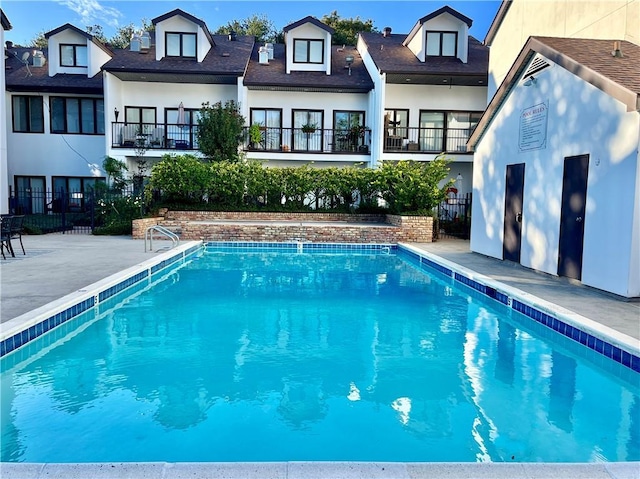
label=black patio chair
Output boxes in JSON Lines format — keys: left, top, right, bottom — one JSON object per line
{"left": 0, "top": 215, "right": 14, "bottom": 259}
{"left": 10, "top": 215, "right": 25, "bottom": 255}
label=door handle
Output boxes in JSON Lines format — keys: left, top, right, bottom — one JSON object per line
{"left": 576, "top": 217, "right": 583, "bottom": 222}
{"left": 516, "top": 212, "right": 522, "bottom": 223}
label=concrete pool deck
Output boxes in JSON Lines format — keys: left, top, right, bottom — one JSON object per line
{"left": 1, "top": 234, "right": 639, "bottom": 479}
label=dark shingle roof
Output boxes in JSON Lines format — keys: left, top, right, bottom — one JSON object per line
{"left": 102, "top": 34, "right": 254, "bottom": 77}
{"left": 5, "top": 47, "right": 103, "bottom": 93}
{"left": 243, "top": 43, "right": 373, "bottom": 93}
{"left": 469, "top": 36, "right": 640, "bottom": 150}
{"left": 359, "top": 31, "right": 488, "bottom": 78}
{"left": 283, "top": 16, "right": 334, "bottom": 35}
{"left": 533, "top": 36, "right": 640, "bottom": 95}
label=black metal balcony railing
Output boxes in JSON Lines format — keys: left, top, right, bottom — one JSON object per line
{"left": 383, "top": 127, "right": 473, "bottom": 154}
{"left": 110, "top": 123, "right": 372, "bottom": 155}
{"left": 242, "top": 127, "right": 372, "bottom": 154}
{"left": 111, "top": 122, "right": 200, "bottom": 150}
{"left": 110, "top": 123, "right": 471, "bottom": 154}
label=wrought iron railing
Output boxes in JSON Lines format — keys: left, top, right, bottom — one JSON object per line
{"left": 383, "top": 127, "right": 474, "bottom": 154}
{"left": 242, "top": 126, "right": 372, "bottom": 154}
{"left": 111, "top": 122, "right": 199, "bottom": 150}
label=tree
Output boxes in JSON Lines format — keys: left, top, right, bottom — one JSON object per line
{"left": 28, "top": 30, "right": 48, "bottom": 49}
{"left": 86, "top": 24, "right": 108, "bottom": 44}
{"left": 197, "top": 101, "right": 246, "bottom": 162}
{"left": 214, "top": 14, "right": 279, "bottom": 43}
{"left": 109, "top": 19, "right": 153, "bottom": 49}
{"left": 321, "top": 11, "right": 379, "bottom": 45}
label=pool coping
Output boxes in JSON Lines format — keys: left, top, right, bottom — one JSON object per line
{"left": 1, "top": 461, "right": 638, "bottom": 479}
{"left": 1, "top": 241, "right": 639, "bottom": 477}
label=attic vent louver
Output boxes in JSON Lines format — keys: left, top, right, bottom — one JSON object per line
{"left": 523, "top": 57, "right": 550, "bottom": 79}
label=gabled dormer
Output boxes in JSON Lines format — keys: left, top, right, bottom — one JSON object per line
{"left": 44, "top": 24, "right": 112, "bottom": 77}
{"left": 283, "top": 16, "right": 334, "bottom": 75}
{"left": 403, "top": 6, "right": 472, "bottom": 63}
{"left": 152, "top": 9, "right": 214, "bottom": 62}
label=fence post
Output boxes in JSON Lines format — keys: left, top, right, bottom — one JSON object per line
{"left": 61, "top": 192, "right": 67, "bottom": 234}
{"left": 89, "top": 190, "right": 95, "bottom": 233}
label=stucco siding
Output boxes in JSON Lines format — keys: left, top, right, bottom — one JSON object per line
{"left": 472, "top": 54, "right": 640, "bottom": 297}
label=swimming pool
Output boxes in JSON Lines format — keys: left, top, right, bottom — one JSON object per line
{"left": 1, "top": 242, "right": 639, "bottom": 465}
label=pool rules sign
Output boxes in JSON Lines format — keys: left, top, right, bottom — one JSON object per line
{"left": 519, "top": 102, "right": 548, "bottom": 151}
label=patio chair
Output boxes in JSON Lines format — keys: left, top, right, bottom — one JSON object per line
{"left": 121, "top": 124, "right": 138, "bottom": 147}
{"left": 10, "top": 214, "right": 25, "bottom": 255}
{"left": 150, "top": 127, "right": 165, "bottom": 148}
{"left": 0, "top": 215, "right": 14, "bottom": 259}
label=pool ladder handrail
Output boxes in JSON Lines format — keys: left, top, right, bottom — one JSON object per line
{"left": 145, "top": 225, "right": 179, "bottom": 252}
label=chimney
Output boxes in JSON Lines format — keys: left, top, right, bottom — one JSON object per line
{"left": 258, "top": 46, "right": 269, "bottom": 64}
{"left": 5, "top": 40, "right": 13, "bottom": 50}
{"left": 383, "top": 27, "right": 392, "bottom": 37}
{"left": 611, "top": 40, "right": 623, "bottom": 58}
{"left": 33, "top": 50, "right": 46, "bottom": 67}
{"left": 140, "top": 31, "right": 151, "bottom": 50}
{"left": 130, "top": 33, "right": 141, "bottom": 52}
{"left": 265, "top": 42, "right": 274, "bottom": 59}
{"left": 228, "top": 30, "right": 237, "bottom": 41}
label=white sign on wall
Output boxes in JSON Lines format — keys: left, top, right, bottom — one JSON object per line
{"left": 519, "top": 102, "right": 548, "bottom": 151}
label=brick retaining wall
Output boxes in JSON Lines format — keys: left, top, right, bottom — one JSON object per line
{"left": 133, "top": 211, "right": 434, "bottom": 243}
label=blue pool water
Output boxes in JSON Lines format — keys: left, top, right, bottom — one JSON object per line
{"left": 1, "top": 248, "right": 639, "bottom": 463}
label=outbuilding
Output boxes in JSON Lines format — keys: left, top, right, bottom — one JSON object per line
{"left": 468, "top": 36, "right": 640, "bottom": 298}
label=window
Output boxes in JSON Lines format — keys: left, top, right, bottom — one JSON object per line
{"left": 419, "top": 110, "right": 482, "bottom": 152}
{"left": 385, "top": 109, "right": 409, "bottom": 138}
{"left": 165, "top": 107, "right": 201, "bottom": 149}
{"left": 166, "top": 33, "right": 196, "bottom": 58}
{"left": 60, "top": 44, "right": 88, "bottom": 67}
{"left": 53, "top": 177, "right": 105, "bottom": 212}
{"left": 125, "top": 107, "right": 156, "bottom": 132}
{"left": 426, "top": 31, "right": 457, "bottom": 57}
{"left": 250, "top": 109, "right": 282, "bottom": 150}
{"left": 12, "top": 96, "right": 44, "bottom": 133}
{"left": 333, "top": 111, "right": 366, "bottom": 152}
{"left": 14, "top": 176, "right": 46, "bottom": 214}
{"left": 294, "top": 39, "right": 324, "bottom": 63}
{"left": 50, "top": 97, "right": 104, "bottom": 134}
{"left": 293, "top": 110, "right": 323, "bottom": 151}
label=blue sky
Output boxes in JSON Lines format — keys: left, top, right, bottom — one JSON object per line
{"left": 3, "top": 0, "right": 501, "bottom": 46}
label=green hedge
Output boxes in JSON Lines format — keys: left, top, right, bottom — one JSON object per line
{"left": 147, "top": 154, "right": 453, "bottom": 214}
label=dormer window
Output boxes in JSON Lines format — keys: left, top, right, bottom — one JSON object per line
{"left": 60, "top": 44, "right": 87, "bottom": 67}
{"left": 294, "top": 39, "right": 324, "bottom": 64}
{"left": 166, "top": 32, "right": 196, "bottom": 58}
{"left": 426, "top": 31, "right": 457, "bottom": 57}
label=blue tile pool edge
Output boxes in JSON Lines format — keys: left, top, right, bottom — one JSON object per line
{"left": 0, "top": 241, "right": 204, "bottom": 358}
{"left": 398, "top": 243, "right": 640, "bottom": 373}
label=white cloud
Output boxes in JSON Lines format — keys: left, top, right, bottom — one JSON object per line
{"left": 57, "top": 0, "right": 123, "bottom": 28}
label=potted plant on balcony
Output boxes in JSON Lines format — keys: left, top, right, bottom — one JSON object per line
{"left": 248, "top": 123, "right": 263, "bottom": 149}
{"left": 301, "top": 122, "right": 318, "bottom": 134}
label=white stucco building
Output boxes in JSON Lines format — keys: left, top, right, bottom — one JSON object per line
{"left": 3, "top": 6, "right": 488, "bottom": 206}
{"left": 468, "top": 36, "right": 640, "bottom": 297}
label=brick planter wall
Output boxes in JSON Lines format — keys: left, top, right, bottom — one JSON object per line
{"left": 133, "top": 211, "right": 434, "bottom": 243}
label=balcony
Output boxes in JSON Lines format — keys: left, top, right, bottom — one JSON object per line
{"left": 242, "top": 126, "right": 372, "bottom": 154}
{"left": 383, "top": 127, "right": 473, "bottom": 154}
{"left": 111, "top": 122, "right": 199, "bottom": 150}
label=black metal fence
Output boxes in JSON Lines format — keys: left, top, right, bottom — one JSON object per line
{"left": 436, "top": 193, "right": 472, "bottom": 240}
{"left": 7, "top": 187, "right": 139, "bottom": 234}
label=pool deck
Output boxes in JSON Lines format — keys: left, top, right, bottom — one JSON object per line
{"left": 1, "top": 234, "right": 639, "bottom": 479}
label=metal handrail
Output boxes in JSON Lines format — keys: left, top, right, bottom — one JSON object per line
{"left": 145, "top": 225, "right": 179, "bottom": 252}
